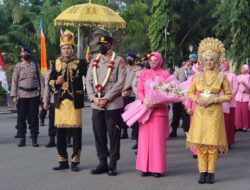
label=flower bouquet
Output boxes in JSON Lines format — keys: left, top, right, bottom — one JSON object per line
{"left": 122, "top": 75, "right": 186, "bottom": 127}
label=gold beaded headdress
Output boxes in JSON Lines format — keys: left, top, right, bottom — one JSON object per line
{"left": 198, "top": 37, "right": 225, "bottom": 68}
{"left": 60, "top": 29, "right": 75, "bottom": 47}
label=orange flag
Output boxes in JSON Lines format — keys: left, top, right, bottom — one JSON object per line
{"left": 40, "top": 19, "right": 47, "bottom": 75}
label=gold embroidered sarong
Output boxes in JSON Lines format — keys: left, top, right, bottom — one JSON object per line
{"left": 55, "top": 99, "right": 82, "bottom": 128}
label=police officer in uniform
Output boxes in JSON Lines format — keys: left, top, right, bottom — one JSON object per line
{"left": 43, "top": 62, "right": 56, "bottom": 147}
{"left": 121, "top": 52, "right": 142, "bottom": 148}
{"left": 11, "top": 46, "right": 44, "bottom": 147}
{"left": 170, "top": 54, "right": 196, "bottom": 137}
{"left": 86, "top": 36, "right": 127, "bottom": 176}
{"left": 49, "top": 30, "right": 86, "bottom": 172}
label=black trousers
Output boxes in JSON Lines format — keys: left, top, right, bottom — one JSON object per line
{"left": 18, "top": 96, "right": 40, "bottom": 138}
{"left": 92, "top": 109, "right": 122, "bottom": 162}
{"left": 122, "top": 97, "right": 139, "bottom": 140}
{"left": 56, "top": 128, "right": 82, "bottom": 164}
{"left": 15, "top": 103, "right": 25, "bottom": 136}
{"left": 48, "top": 103, "right": 56, "bottom": 137}
{"left": 122, "top": 97, "right": 137, "bottom": 129}
{"left": 39, "top": 105, "right": 47, "bottom": 123}
{"left": 171, "top": 102, "right": 190, "bottom": 133}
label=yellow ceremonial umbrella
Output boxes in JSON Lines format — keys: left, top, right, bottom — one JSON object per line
{"left": 54, "top": 1, "right": 126, "bottom": 59}
{"left": 54, "top": 1, "right": 126, "bottom": 28}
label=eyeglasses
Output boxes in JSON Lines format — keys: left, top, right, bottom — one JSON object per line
{"left": 149, "top": 58, "right": 158, "bottom": 62}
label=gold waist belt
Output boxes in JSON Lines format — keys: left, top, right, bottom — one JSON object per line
{"left": 200, "top": 92, "right": 219, "bottom": 99}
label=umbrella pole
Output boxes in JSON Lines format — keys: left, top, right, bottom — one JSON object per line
{"left": 77, "top": 27, "right": 84, "bottom": 60}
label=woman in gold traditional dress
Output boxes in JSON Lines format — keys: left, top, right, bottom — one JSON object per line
{"left": 187, "top": 37, "right": 232, "bottom": 184}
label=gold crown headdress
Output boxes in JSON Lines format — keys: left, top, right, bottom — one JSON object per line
{"left": 60, "top": 29, "right": 75, "bottom": 47}
{"left": 198, "top": 37, "right": 225, "bottom": 68}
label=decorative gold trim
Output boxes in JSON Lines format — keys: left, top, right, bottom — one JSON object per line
{"left": 55, "top": 59, "right": 62, "bottom": 72}
{"left": 54, "top": 20, "right": 126, "bottom": 29}
{"left": 198, "top": 37, "right": 225, "bottom": 68}
{"left": 58, "top": 58, "right": 80, "bottom": 97}
{"left": 55, "top": 124, "right": 82, "bottom": 128}
{"left": 58, "top": 155, "right": 68, "bottom": 162}
{"left": 186, "top": 142, "right": 228, "bottom": 153}
{"left": 49, "top": 80, "right": 56, "bottom": 90}
{"left": 71, "top": 155, "right": 80, "bottom": 163}
{"left": 60, "top": 29, "right": 75, "bottom": 47}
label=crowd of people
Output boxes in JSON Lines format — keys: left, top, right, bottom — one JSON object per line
{"left": 9, "top": 30, "right": 250, "bottom": 184}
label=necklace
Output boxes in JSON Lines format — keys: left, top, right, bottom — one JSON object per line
{"left": 202, "top": 71, "right": 219, "bottom": 93}
{"left": 92, "top": 52, "right": 116, "bottom": 97}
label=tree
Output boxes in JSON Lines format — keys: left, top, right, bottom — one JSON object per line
{"left": 148, "top": 0, "right": 174, "bottom": 67}
{"left": 116, "top": 1, "right": 150, "bottom": 57}
{"left": 213, "top": 0, "right": 250, "bottom": 71}
{"left": 0, "top": 0, "right": 40, "bottom": 64}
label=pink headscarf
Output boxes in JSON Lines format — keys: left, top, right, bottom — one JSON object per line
{"left": 149, "top": 52, "right": 164, "bottom": 66}
{"left": 241, "top": 64, "right": 249, "bottom": 74}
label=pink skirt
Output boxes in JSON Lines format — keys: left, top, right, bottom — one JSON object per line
{"left": 235, "top": 102, "right": 249, "bottom": 129}
{"left": 136, "top": 115, "right": 169, "bottom": 173}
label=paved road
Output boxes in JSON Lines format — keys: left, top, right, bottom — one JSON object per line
{"left": 0, "top": 107, "right": 250, "bottom": 190}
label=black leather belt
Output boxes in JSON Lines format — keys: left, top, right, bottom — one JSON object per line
{"left": 95, "top": 93, "right": 122, "bottom": 98}
{"left": 19, "top": 87, "right": 38, "bottom": 92}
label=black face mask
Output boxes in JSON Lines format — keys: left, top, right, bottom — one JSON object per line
{"left": 99, "top": 45, "right": 110, "bottom": 55}
{"left": 22, "top": 54, "right": 31, "bottom": 61}
{"left": 127, "top": 60, "right": 134, "bottom": 65}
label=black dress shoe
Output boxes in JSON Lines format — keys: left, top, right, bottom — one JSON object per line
{"left": 192, "top": 155, "right": 198, "bottom": 159}
{"left": 153, "top": 173, "right": 162, "bottom": 178}
{"left": 90, "top": 160, "right": 109, "bottom": 174}
{"left": 198, "top": 172, "right": 207, "bottom": 184}
{"left": 32, "top": 138, "right": 39, "bottom": 147}
{"left": 46, "top": 136, "right": 56, "bottom": 148}
{"left": 140, "top": 172, "right": 151, "bottom": 177}
{"left": 206, "top": 173, "right": 215, "bottom": 184}
{"left": 131, "top": 143, "right": 138, "bottom": 150}
{"left": 14, "top": 132, "right": 21, "bottom": 138}
{"left": 108, "top": 168, "right": 117, "bottom": 176}
{"left": 108, "top": 161, "right": 117, "bottom": 176}
{"left": 46, "top": 141, "right": 56, "bottom": 148}
{"left": 53, "top": 162, "right": 69, "bottom": 170}
{"left": 17, "top": 138, "right": 26, "bottom": 147}
{"left": 14, "top": 134, "right": 21, "bottom": 138}
{"left": 169, "top": 131, "right": 177, "bottom": 138}
{"left": 120, "top": 129, "right": 128, "bottom": 139}
{"left": 71, "top": 163, "right": 80, "bottom": 172}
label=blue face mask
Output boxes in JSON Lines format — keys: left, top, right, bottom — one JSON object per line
{"left": 99, "top": 45, "right": 110, "bottom": 55}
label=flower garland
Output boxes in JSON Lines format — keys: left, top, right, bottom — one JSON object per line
{"left": 92, "top": 52, "right": 116, "bottom": 97}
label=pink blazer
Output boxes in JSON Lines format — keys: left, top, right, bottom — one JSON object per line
{"left": 235, "top": 74, "right": 250, "bottom": 102}
{"left": 224, "top": 71, "right": 238, "bottom": 107}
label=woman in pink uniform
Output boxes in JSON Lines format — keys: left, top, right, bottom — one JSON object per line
{"left": 222, "top": 60, "right": 238, "bottom": 148}
{"left": 235, "top": 64, "right": 250, "bottom": 132}
{"left": 136, "top": 52, "right": 170, "bottom": 178}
